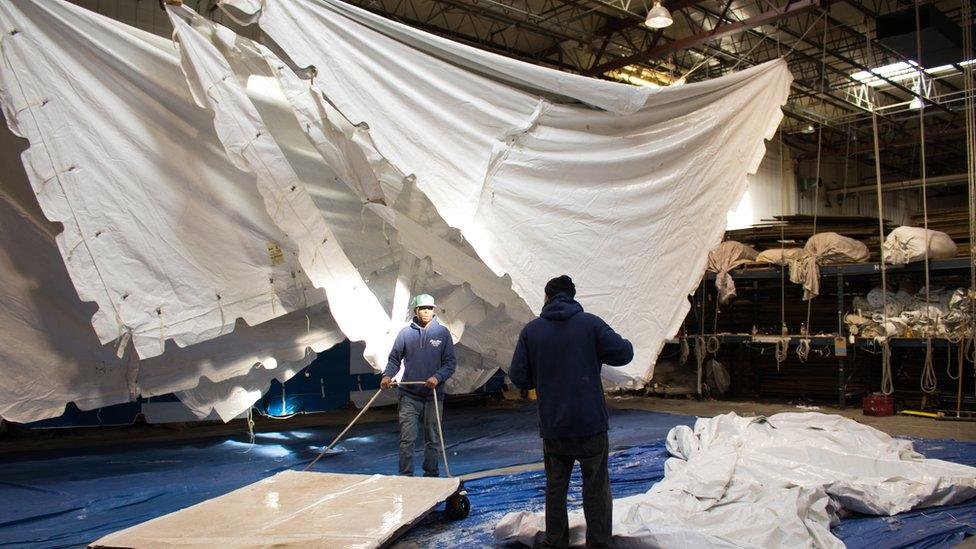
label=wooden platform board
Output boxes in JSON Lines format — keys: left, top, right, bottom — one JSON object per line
{"left": 89, "top": 470, "right": 460, "bottom": 548}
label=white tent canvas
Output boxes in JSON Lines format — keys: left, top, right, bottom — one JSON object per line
{"left": 0, "top": 0, "right": 790, "bottom": 422}
{"left": 200, "top": 0, "right": 792, "bottom": 387}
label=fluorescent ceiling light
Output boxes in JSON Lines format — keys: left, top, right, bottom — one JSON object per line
{"left": 851, "top": 59, "right": 975, "bottom": 87}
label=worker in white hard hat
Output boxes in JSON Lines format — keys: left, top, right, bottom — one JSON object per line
{"left": 381, "top": 294, "right": 457, "bottom": 476}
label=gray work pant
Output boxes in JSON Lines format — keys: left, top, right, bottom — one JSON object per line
{"left": 397, "top": 392, "right": 443, "bottom": 477}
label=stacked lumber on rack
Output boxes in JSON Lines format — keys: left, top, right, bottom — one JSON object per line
{"left": 910, "top": 207, "right": 972, "bottom": 255}
{"left": 725, "top": 215, "right": 893, "bottom": 250}
{"left": 725, "top": 215, "right": 897, "bottom": 261}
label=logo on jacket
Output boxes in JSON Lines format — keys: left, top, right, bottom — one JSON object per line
{"left": 430, "top": 339, "right": 442, "bottom": 347}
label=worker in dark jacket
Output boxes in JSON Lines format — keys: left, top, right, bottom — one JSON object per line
{"left": 509, "top": 275, "right": 634, "bottom": 548}
{"left": 381, "top": 294, "right": 457, "bottom": 477}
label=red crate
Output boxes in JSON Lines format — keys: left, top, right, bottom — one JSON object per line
{"left": 862, "top": 394, "right": 894, "bottom": 417}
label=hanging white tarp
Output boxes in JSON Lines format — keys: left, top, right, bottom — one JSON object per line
{"left": 495, "top": 412, "right": 976, "bottom": 548}
{"left": 0, "top": 0, "right": 331, "bottom": 362}
{"left": 0, "top": 122, "right": 346, "bottom": 422}
{"left": 163, "top": 2, "right": 532, "bottom": 382}
{"left": 0, "top": 0, "right": 521, "bottom": 421}
{"left": 0, "top": 0, "right": 792, "bottom": 421}
{"left": 216, "top": 0, "right": 793, "bottom": 387}
{"left": 0, "top": 0, "right": 346, "bottom": 422}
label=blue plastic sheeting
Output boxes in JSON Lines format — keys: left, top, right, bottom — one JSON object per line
{"left": 4, "top": 406, "right": 972, "bottom": 549}
{"left": 0, "top": 406, "right": 691, "bottom": 548}
{"left": 831, "top": 438, "right": 976, "bottom": 549}
{"left": 398, "top": 444, "right": 674, "bottom": 548}
{"left": 299, "top": 402, "right": 691, "bottom": 476}
{"left": 399, "top": 437, "right": 976, "bottom": 548}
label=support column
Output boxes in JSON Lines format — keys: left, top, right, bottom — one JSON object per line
{"left": 837, "top": 272, "right": 845, "bottom": 409}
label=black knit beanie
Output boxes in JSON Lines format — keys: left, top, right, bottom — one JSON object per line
{"left": 544, "top": 275, "right": 576, "bottom": 298}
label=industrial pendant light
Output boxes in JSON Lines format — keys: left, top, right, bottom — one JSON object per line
{"left": 645, "top": 0, "right": 673, "bottom": 29}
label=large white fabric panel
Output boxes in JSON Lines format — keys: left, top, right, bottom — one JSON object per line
{"left": 0, "top": 120, "right": 345, "bottom": 423}
{"left": 0, "top": 0, "right": 354, "bottom": 423}
{"left": 225, "top": 0, "right": 655, "bottom": 115}
{"left": 219, "top": 0, "right": 792, "bottom": 386}
{"left": 0, "top": 0, "right": 325, "bottom": 360}
{"left": 0, "top": 140, "right": 130, "bottom": 422}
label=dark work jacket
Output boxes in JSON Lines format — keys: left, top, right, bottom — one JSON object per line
{"left": 509, "top": 294, "right": 634, "bottom": 439}
{"left": 383, "top": 316, "right": 456, "bottom": 400}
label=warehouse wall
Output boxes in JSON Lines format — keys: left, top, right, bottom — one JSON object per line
{"left": 796, "top": 157, "right": 920, "bottom": 226}
{"left": 727, "top": 138, "right": 797, "bottom": 230}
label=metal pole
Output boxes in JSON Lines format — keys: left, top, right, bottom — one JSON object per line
{"left": 431, "top": 389, "right": 453, "bottom": 479}
{"left": 958, "top": 341, "right": 965, "bottom": 417}
{"left": 837, "top": 272, "right": 845, "bottom": 409}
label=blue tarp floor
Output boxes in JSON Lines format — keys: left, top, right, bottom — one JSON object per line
{"left": 0, "top": 404, "right": 973, "bottom": 548}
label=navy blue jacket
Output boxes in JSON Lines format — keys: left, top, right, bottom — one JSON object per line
{"left": 384, "top": 316, "right": 457, "bottom": 400}
{"left": 509, "top": 294, "right": 634, "bottom": 439}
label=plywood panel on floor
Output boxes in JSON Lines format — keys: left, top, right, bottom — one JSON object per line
{"left": 90, "top": 470, "right": 460, "bottom": 548}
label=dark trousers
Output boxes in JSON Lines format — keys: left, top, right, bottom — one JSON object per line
{"left": 540, "top": 432, "right": 612, "bottom": 548}
{"left": 397, "top": 392, "right": 443, "bottom": 476}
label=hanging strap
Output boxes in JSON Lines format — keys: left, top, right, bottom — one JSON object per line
{"left": 866, "top": 27, "right": 894, "bottom": 396}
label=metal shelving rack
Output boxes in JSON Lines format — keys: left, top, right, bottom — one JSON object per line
{"left": 681, "top": 257, "right": 974, "bottom": 408}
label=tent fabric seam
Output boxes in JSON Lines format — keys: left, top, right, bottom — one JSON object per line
{"left": 0, "top": 30, "right": 125, "bottom": 341}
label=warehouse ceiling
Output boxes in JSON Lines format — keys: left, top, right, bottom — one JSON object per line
{"left": 71, "top": 0, "right": 975, "bottom": 190}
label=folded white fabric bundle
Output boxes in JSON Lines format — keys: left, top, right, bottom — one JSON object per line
{"left": 495, "top": 412, "right": 976, "bottom": 548}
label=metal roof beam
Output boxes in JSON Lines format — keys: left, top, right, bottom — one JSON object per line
{"left": 586, "top": 0, "right": 820, "bottom": 75}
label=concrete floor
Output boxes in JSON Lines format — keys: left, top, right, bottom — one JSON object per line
{"left": 609, "top": 396, "right": 976, "bottom": 442}
{"left": 1, "top": 395, "right": 973, "bottom": 455}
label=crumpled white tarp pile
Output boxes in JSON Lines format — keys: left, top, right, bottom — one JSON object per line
{"left": 846, "top": 285, "right": 972, "bottom": 339}
{"left": 0, "top": 0, "right": 791, "bottom": 421}
{"left": 495, "top": 412, "right": 976, "bottom": 548}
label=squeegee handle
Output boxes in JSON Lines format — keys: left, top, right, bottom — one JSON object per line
{"left": 431, "top": 389, "right": 454, "bottom": 479}
{"left": 304, "top": 386, "right": 386, "bottom": 471}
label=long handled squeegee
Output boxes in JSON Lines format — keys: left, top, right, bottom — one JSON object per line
{"left": 304, "top": 381, "right": 451, "bottom": 477}
{"left": 302, "top": 381, "right": 470, "bottom": 519}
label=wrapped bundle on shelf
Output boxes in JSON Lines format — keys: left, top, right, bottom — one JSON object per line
{"left": 789, "top": 233, "right": 870, "bottom": 300}
{"left": 805, "top": 232, "right": 871, "bottom": 263}
{"left": 706, "top": 241, "right": 759, "bottom": 304}
{"left": 883, "top": 226, "right": 958, "bottom": 264}
{"left": 755, "top": 247, "right": 805, "bottom": 265}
